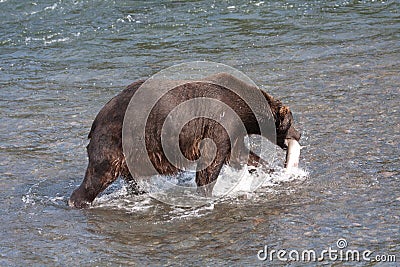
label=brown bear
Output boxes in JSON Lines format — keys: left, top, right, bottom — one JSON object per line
{"left": 68, "top": 73, "right": 301, "bottom": 208}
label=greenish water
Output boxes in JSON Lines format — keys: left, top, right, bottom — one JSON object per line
{"left": 1, "top": 0, "right": 399, "bottom": 266}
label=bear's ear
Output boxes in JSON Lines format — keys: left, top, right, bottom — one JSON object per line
{"left": 279, "top": 106, "right": 290, "bottom": 117}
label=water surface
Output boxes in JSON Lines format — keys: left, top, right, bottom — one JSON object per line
{"left": 1, "top": 0, "right": 399, "bottom": 266}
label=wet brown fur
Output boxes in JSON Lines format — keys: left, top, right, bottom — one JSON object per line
{"left": 69, "top": 74, "right": 300, "bottom": 208}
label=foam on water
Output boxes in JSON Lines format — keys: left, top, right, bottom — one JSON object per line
{"left": 164, "top": 203, "right": 216, "bottom": 221}
{"left": 21, "top": 179, "right": 70, "bottom": 208}
{"left": 21, "top": 163, "right": 308, "bottom": 217}
{"left": 92, "top": 182, "right": 154, "bottom": 213}
{"left": 89, "top": 164, "right": 307, "bottom": 215}
{"left": 3, "top": 0, "right": 397, "bottom": 264}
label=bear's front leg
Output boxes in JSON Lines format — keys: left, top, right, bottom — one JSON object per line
{"left": 195, "top": 138, "right": 230, "bottom": 197}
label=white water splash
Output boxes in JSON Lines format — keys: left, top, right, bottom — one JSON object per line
{"left": 22, "top": 180, "right": 43, "bottom": 205}
{"left": 22, "top": 179, "right": 69, "bottom": 207}
{"left": 44, "top": 37, "right": 70, "bottom": 45}
{"left": 22, "top": 164, "right": 308, "bottom": 217}
{"left": 164, "top": 202, "right": 216, "bottom": 222}
{"left": 44, "top": 3, "right": 57, "bottom": 11}
{"left": 89, "top": 164, "right": 308, "bottom": 215}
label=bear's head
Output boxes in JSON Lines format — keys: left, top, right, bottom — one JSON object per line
{"left": 275, "top": 105, "right": 301, "bottom": 149}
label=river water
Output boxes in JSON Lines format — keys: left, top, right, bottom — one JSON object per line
{"left": 1, "top": 0, "right": 399, "bottom": 266}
